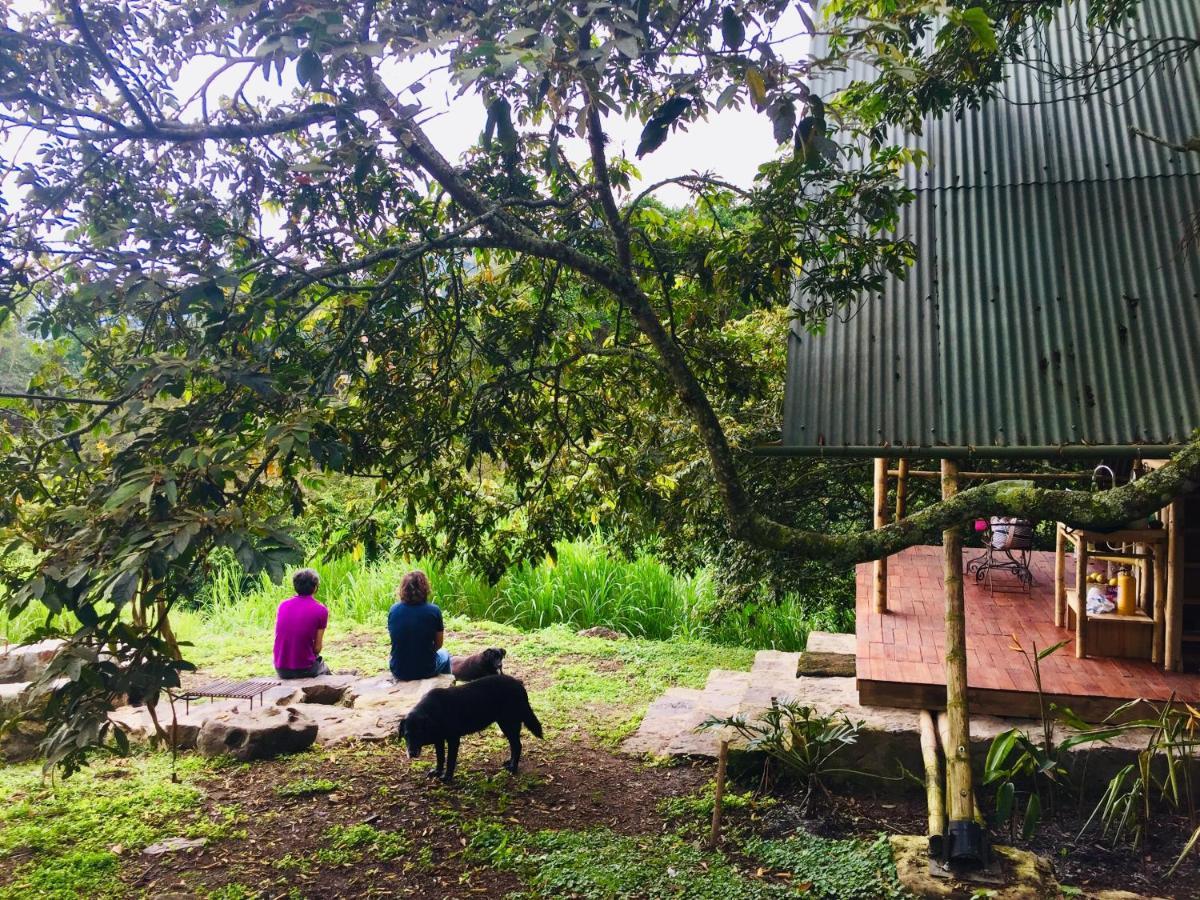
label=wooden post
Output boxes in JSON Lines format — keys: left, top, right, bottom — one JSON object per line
{"left": 873, "top": 457, "right": 889, "bottom": 613}
{"left": 1054, "top": 525, "right": 1067, "bottom": 628}
{"left": 1075, "top": 533, "right": 1089, "bottom": 659}
{"left": 919, "top": 710, "right": 945, "bottom": 854}
{"left": 895, "top": 458, "right": 910, "bottom": 520}
{"left": 1153, "top": 538, "right": 1167, "bottom": 666}
{"left": 940, "top": 459, "right": 974, "bottom": 828}
{"left": 1165, "top": 501, "right": 1182, "bottom": 672}
{"left": 708, "top": 740, "right": 729, "bottom": 849}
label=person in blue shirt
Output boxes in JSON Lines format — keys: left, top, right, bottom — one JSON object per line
{"left": 388, "top": 570, "right": 452, "bottom": 681}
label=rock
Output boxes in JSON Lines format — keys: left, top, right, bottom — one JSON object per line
{"left": 890, "top": 835, "right": 1057, "bottom": 899}
{"left": 0, "top": 639, "right": 64, "bottom": 683}
{"left": 804, "top": 631, "right": 856, "bottom": 656}
{"left": 576, "top": 626, "right": 623, "bottom": 640}
{"left": 142, "top": 837, "right": 208, "bottom": 857}
{"left": 341, "top": 673, "right": 453, "bottom": 711}
{"left": 109, "top": 697, "right": 246, "bottom": 750}
{"left": 1, "top": 720, "right": 44, "bottom": 762}
{"left": 0, "top": 681, "right": 31, "bottom": 719}
{"left": 797, "top": 632, "right": 856, "bottom": 676}
{"left": 795, "top": 651, "right": 856, "bottom": 677}
{"left": 195, "top": 706, "right": 317, "bottom": 761}
{"left": 303, "top": 705, "right": 405, "bottom": 747}
{"left": 276, "top": 674, "right": 356, "bottom": 706}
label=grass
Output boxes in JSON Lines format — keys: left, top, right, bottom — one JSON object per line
{"left": 0, "top": 753, "right": 243, "bottom": 900}
{"left": 463, "top": 819, "right": 912, "bottom": 899}
{"left": 2, "top": 536, "right": 850, "bottom": 653}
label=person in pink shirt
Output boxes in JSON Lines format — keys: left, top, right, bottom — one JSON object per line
{"left": 273, "top": 569, "right": 332, "bottom": 679}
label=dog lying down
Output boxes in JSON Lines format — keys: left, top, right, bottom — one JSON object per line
{"left": 451, "top": 646, "right": 505, "bottom": 681}
{"left": 401, "top": 674, "right": 543, "bottom": 783}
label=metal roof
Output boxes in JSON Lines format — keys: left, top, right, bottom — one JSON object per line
{"left": 780, "top": 0, "right": 1200, "bottom": 457}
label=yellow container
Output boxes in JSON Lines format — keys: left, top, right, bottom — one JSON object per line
{"left": 1116, "top": 572, "right": 1137, "bottom": 616}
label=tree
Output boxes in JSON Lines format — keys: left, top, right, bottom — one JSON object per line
{"left": 0, "top": 0, "right": 1196, "bottom": 768}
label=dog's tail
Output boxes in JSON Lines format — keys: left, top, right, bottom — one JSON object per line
{"left": 520, "top": 688, "right": 544, "bottom": 739}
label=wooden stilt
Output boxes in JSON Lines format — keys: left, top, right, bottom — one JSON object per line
{"left": 1153, "top": 538, "right": 1167, "bottom": 665}
{"left": 936, "top": 711, "right": 986, "bottom": 828}
{"left": 1054, "top": 525, "right": 1067, "bottom": 628}
{"left": 1165, "top": 501, "right": 1182, "bottom": 672}
{"left": 919, "top": 710, "right": 945, "bottom": 852}
{"left": 1075, "top": 534, "right": 1089, "bottom": 659}
{"left": 873, "top": 457, "right": 889, "bottom": 614}
{"left": 940, "top": 460, "right": 974, "bottom": 829}
{"left": 895, "top": 458, "right": 910, "bottom": 521}
{"left": 708, "top": 739, "right": 729, "bottom": 849}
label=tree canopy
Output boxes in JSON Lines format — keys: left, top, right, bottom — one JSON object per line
{"left": 1, "top": 0, "right": 1197, "bottom": 768}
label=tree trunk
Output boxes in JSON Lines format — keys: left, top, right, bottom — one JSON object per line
{"left": 941, "top": 460, "right": 974, "bottom": 827}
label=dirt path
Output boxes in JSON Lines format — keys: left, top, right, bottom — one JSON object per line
{"left": 124, "top": 737, "right": 709, "bottom": 898}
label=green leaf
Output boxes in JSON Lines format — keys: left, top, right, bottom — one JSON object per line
{"left": 958, "top": 8, "right": 998, "bottom": 52}
{"left": 720, "top": 6, "right": 745, "bottom": 50}
{"left": 746, "top": 67, "right": 767, "bottom": 109}
{"left": 983, "top": 729, "right": 1019, "bottom": 782}
{"left": 297, "top": 49, "right": 324, "bottom": 88}
{"left": 1036, "top": 639, "right": 1070, "bottom": 660}
{"left": 994, "top": 781, "right": 1014, "bottom": 826}
{"left": 1022, "top": 792, "right": 1042, "bottom": 839}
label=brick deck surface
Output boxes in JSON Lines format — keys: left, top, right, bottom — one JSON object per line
{"left": 856, "top": 546, "right": 1200, "bottom": 708}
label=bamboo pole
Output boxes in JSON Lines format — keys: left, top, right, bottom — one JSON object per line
{"left": 886, "top": 469, "right": 1092, "bottom": 482}
{"left": 1075, "top": 532, "right": 1089, "bottom": 659}
{"left": 873, "top": 457, "right": 889, "bottom": 613}
{"left": 940, "top": 459, "right": 975, "bottom": 828}
{"left": 919, "top": 710, "right": 945, "bottom": 854}
{"left": 708, "top": 740, "right": 729, "bottom": 850}
{"left": 1165, "top": 501, "right": 1182, "bottom": 672}
{"left": 1054, "top": 525, "right": 1067, "bottom": 628}
{"left": 1153, "top": 538, "right": 1167, "bottom": 665}
{"left": 936, "top": 712, "right": 986, "bottom": 828}
{"left": 895, "top": 458, "right": 910, "bottom": 521}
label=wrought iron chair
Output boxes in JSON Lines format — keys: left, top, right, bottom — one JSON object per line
{"left": 966, "top": 517, "right": 1035, "bottom": 593}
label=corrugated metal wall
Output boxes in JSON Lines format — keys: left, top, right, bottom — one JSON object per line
{"left": 782, "top": 0, "right": 1200, "bottom": 451}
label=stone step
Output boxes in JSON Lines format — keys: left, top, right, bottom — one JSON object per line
{"left": 796, "top": 631, "right": 857, "bottom": 677}
{"left": 750, "top": 650, "right": 803, "bottom": 676}
{"left": 805, "top": 631, "right": 856, "bottom": 656}
{"left": 620, "top": 686, "right": 704, "bottom": 756}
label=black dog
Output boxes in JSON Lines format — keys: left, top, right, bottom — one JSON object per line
{"left": 401, "top": 674, "right": 542, "bottom": 783}
{"left": 451, "top": 647, "right": 505, "bottom": 681}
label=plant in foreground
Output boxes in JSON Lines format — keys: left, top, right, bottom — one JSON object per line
{"left": 699, "top": 699, "right": 862, "bottom": 813}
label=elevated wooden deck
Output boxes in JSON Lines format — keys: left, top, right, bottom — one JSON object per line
{"left": 857, "top": 546, "right": 1200, "bottom": 720}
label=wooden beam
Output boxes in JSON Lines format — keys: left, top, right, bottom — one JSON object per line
{"left": 1165, "top": 501, "right": 1182, "bottom": 672}
{"left": 940, "top": 459, "right": 974, "bottom": 827}
{"left": 873, "top": 457, "right": 889, "bottom": 614}
{"left": 1075, "top": 531, "right": 1089, "bottom": 659}
{"left": 1054, "top": 524, "right": 1067, "bottom": 628}
{"left": 886, "top": 469, "right": 1092, "bottom": 481}
{"left": 919, "top": 710, "right": 945, "bottom": 852}
{"left": 895, "top": 458, "right": 910, "bottom": 520}
{"left": 1153, "top": 538, "right": 1167, "bottom": 665}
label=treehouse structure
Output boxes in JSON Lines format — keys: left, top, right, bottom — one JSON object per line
{"left": 770, "top": 0, "right": 1200, "bottom": 867}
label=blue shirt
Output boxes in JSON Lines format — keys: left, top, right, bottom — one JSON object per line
{"left": 388, "top": 601, "right": 444, "bottom": 681}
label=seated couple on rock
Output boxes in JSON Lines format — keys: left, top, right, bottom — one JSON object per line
{"left": 272, "top": 567, "right": 450, "bottom": 682}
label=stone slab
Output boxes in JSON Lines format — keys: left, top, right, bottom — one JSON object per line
{"left": 0, "top": 639, "right": 64, "bottom": 684}
{"left": 620, "top": 687, "right": 703, "bottom": 756}
{"left": 890, "top": 835, "right": 1056, "bottom": 899}
{"left": 304, "top": 705, "right": 406, "bottom": 747}
{"left": 341, "top": 673, "right": 454, "bottom": 711}
{"left": 805, "top": 631, "right": 856, "bottom": 656}
{"left": 750, "top": 650, "right": 803, "bottom": 676}
{"left": 110, "top": 697, "right": 247, "bottom": 750}
{"left": 795, "top": 652, "right": 856, "bottom": 677}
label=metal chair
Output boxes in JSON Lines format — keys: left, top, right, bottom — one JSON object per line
{"left": 966, "top": 517, "right": 1035, "bottom": 592}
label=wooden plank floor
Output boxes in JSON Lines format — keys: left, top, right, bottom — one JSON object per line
{"left": 856, "top": 545, "right": 1200, "bottom": 720}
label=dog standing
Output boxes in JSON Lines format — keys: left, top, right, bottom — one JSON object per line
{"left": 451, "top": 647, "right": 505, "bottom": 681}
{"left": 401, "top": 674, "right": 542, "bottom": 783}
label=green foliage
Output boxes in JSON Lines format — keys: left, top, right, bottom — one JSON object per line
{"left": 701, "top": 700, "right": 862, "bottom": 811}
{"left": 0, "top": 754, "right": 241, "bottom": 900}
{"left": 463, "top": 819, "right": 910, "bottom": 899}
{"left": 742, "top": 832, "right": 912, "bottom": 900}
{"left": 275, "top": 777, "right": 340, "bottom": 798}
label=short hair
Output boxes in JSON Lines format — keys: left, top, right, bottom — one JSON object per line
{"left": 397, "top": 570, "right": 431, "bottom": 606}
{"left": 292, "top": 568, "right": 320, "bottom": 596}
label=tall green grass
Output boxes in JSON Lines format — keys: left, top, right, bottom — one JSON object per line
{"left": 2, "top": 538, "right": 852, "bottom": 652}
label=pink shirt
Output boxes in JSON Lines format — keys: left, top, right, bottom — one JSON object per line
{"left": 273, "top": 594, "right": 329, "bottom": 671}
